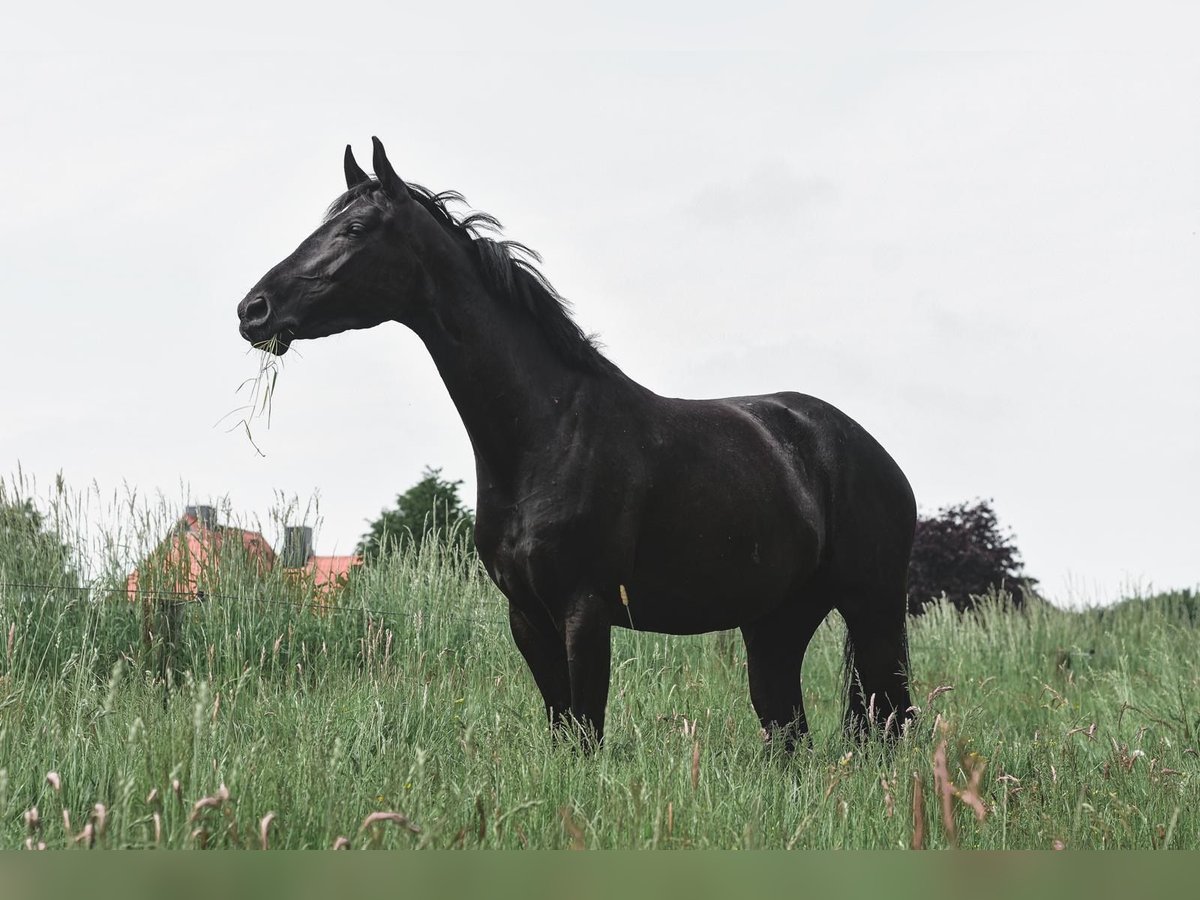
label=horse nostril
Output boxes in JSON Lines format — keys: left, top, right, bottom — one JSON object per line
{"left": 243, "top": 295, "right": 271, "bottom": 324}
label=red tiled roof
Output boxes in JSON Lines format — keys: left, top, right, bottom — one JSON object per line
{"left": 304, "top": 555, "right": 362, "bottom": 586}
{"left": 126, "top": 513, "right": 358, "bottom": 600}
{"left": 126, "top": 513, "right": 273, "bottom": 598}
{"left": 292, "top": 554, "right": 363, "bottom": 596}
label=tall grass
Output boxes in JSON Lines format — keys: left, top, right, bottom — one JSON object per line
{"left": 0, "top": 479, "right": 1196, "bottom": 849}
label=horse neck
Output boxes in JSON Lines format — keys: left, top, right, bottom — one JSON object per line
{"left": 404, "top": 251, "right": 625, "bottom": 487}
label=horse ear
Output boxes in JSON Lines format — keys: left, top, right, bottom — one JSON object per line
{"left": 371, "top": 136, "right": 409, "bottom": 201}
{"left": 344, "top": 144, "right": 371, "bottom": 189}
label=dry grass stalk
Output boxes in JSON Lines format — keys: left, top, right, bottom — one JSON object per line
{"left": 1109, "top": 737, "right": 1147, "bottom": 772}
{"left": 881, "top": 777, "right": 895, "bottom": 818}
{"left": 359, "top": 811, "right": 421, "bottom": 848}
{"left": 332, "top": 836, "right": 351, "bottom": 850}
{"left": 931, "top": 738, "right": 989, "bottom": 847}
{"left": 359, "top": 811, "right": 420, "bottom": 834}
{"left": 92, "top": 803, "right": 107, "bottom": 838}
{"left": 910, "top": 773, "right": 925, "bottom": 850}
{"left": 956, "top": 754, "right": 988, "bottom": 822}
{"left": 45, "top": 771, "right": 61, "bottom": 793}
{"left": 1041, "top": 682, "right": 1067, "bottom": 708}
{"left": 73, "top": 822, "right": 95, "bottom": 848}
{"left": 1067, "top": 722, "right": 1098, "bottom": 740}
{"left": 825, "top": 751, "right": 854, "bottom": 799}
{"left": 932, "top": 740, "right": 958, "bottom": 846}
{"left": 559, "top": 807, "right": 586, "bottom": 850}
{"left": 691, "top": 740, "right": 701, "bottom": 791}
{"left": 259, "top": 812, "right": 276, "bottom": 850}
{"left": 189, "top": 784, "right": 231, "bottom": 822}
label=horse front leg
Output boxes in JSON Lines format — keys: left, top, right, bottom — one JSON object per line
{"left": 507, "top": 602, "right": 571, "bottom": 736}
{"left": 563, "top": 590, "right": 612, "bottom": 751}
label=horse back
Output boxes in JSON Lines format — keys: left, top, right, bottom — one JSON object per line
{"left": 634, "top": 389, "right": 915, "bottom": 587}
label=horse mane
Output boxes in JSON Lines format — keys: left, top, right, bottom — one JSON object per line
{"left": 324, "top": 181, "right": 616, "bottom": 375}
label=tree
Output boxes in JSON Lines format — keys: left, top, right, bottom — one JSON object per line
{"left": 357, "top": 467, "right": 475, "bottom": 561}
{"left": 907, "top": 499, "right": 1035, "bottom": 614}
{"left": 0, "top": 489, "right": 79, "bottom": 589}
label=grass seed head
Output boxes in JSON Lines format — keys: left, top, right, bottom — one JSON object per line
{"left": 926, "top": 684, "right": 955, "bottom": 705}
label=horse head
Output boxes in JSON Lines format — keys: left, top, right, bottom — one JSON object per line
{"left": 236, "top": 137, "right": 424, "bottom": 355}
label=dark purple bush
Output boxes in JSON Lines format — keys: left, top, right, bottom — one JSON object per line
{"left": 907, "top": 499, "right": 1035, "bottom": 614}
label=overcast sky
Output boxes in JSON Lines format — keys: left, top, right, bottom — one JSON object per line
{"left": 2, "top": 5, "right": 1197, "bottom": 604}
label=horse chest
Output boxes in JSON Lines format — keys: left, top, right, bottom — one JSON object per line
{"left": 479, "top": 501, "right": 604, "bottom": 605}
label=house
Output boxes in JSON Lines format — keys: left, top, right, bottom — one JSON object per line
{"left": 125, "top": 505, "right": 361, "bottom": 601}
{"left": 278, "top": 523, "right": 362, "bottom": 596}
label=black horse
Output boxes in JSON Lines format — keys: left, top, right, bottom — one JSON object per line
{"left": 237, "top": 138, "right": 916, "bottom": 749}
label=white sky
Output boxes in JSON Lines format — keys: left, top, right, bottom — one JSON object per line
{"left": 2, "top": 4, "right": 1197, "bottom": 604}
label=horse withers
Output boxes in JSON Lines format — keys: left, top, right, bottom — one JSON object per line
{"left": 237, "top": 138, "right": 917, "bottom": 749}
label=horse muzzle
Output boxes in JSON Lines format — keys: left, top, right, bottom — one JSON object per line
{"left": 237, "top": 292, "right": 293, "bottom": 354}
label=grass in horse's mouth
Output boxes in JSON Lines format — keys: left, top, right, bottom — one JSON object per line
{"left": 218, "top": 337, "right": 289, "bottom": 457}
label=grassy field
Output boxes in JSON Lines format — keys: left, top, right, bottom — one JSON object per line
{"left": 1, "top": 493, "right": 1198, "bottom": 849}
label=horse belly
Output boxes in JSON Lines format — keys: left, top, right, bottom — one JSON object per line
{"left": 618, "top": 525, "right": 815, "bottom": 634}
{"left": 617, "top": 440, "right": 824, "bottom": 632}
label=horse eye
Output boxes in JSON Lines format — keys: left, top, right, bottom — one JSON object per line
{"left": 346, "top": 222, "right": 365, "bottom": 237}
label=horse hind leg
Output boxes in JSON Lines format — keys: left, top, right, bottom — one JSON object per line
{"left": 740, "top": 599, "right": 831, "bottom": 752}
{"left": 839, "top": 592, "right": 912, "bottom": 741}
